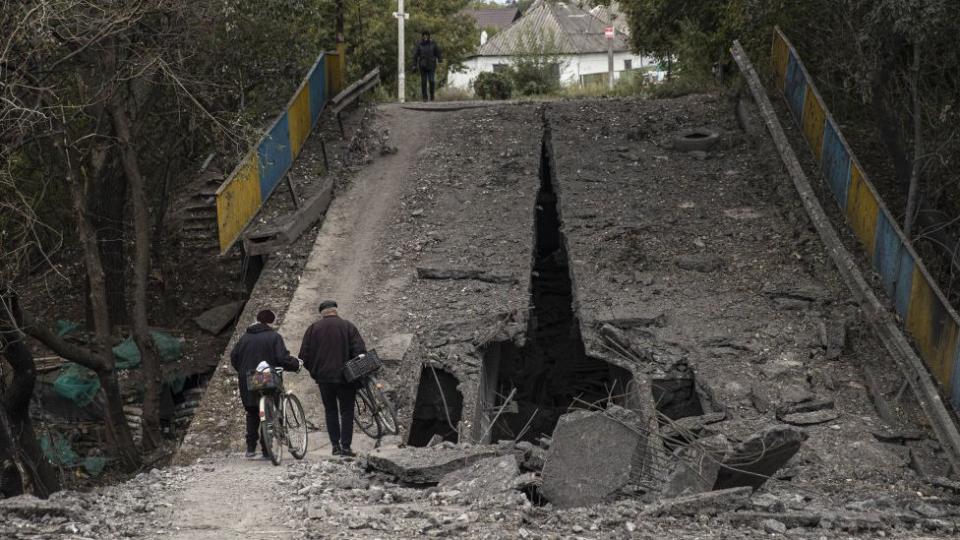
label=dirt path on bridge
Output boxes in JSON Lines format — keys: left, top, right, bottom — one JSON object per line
{"left": 164, "top": 105, "right": 431, "bottom": 539}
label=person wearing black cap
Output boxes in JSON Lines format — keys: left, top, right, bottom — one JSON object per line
{"left": 298, "top": 300, "right": 367, "bottom": 456}
{"left": 413, "top": 30, "right": 442, "bottom": 101}
{"left": 230, "top": 309, "right": 301, "bottom": 458}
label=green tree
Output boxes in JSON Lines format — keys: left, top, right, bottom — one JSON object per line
{"left": 341, "top": 0, "right": 478, "bottom": 92}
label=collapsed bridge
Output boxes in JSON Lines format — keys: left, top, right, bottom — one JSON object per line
{"left": 161, "top": 42, "right": 960, "bottom": 538}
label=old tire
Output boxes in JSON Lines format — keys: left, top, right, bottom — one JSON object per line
{"left": 673, "top": 128, "right": 720, "bottom": 152}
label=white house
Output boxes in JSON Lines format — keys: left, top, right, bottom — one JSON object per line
{"left": 448, "top": 0, "right": 654, "bottom": 91}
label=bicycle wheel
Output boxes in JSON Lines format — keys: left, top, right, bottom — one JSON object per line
{"left": 282, "top": 393, "right": 308, "bottom": 460}
{"left": 259, "top": 395, "right": 283, "bottom": 466}
{"left": 355, "top": 388, "right": 382, "bottom": 439}
{"left": 366, "top": 378, "right": 399, "bottom": 435}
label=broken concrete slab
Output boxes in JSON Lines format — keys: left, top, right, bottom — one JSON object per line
{"left": 675, "top": 254, "right": 724, "bottom": 273}
{"left": 660, "top": 412, "right": 727, "bottom": 443}
{"left": 415, "top": 267, "right": 517, "bottom": 284}
{"left": 818, "top": 319, "right": 847, "bottom": 359}
{"left": 775, "top": 398, "right": 834, "bottom": 419}
{"left": 762, "top": 282, "right": 832, "bottom": 303}
{"left": 780, "top": 409, "right": 839, "bottom": 426}
{"left": 376, "top": 333, "right": 413, "bottom": 362}
{"left": 760, "top": 518, "right": 787, "bottom": 534}
{"left": 365, "top": 445, "right": 500, "bottom": 484}
{"left": 724, "top": 511, "right": 823, "bottom": 528}
{"left": 597, "top": 309, "right": 667, "bottom": 329}
{"left": 437, "top": 455, "right": 519, "bottom": 508}
{"left": 193, "top": 300, "right": 246, "bottom": 335}
{"left": 661, "top": 434, "right": 731, "bottom": 498}
{"left": 714, "top": 425, "right": 807, "bottom": 490}
{"left": 642, "top": 486, "right": 752, "bottom": 517}
{"left": 540, "top": 406, "right": 648, "bottom": 508}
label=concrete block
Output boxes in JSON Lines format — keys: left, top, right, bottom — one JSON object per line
{"left": 540, "top": 406, "right": 648, "bottom": 508}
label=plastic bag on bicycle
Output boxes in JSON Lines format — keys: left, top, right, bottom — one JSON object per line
{"left": 247, "top": 369, "right": 281, "bottom": 393}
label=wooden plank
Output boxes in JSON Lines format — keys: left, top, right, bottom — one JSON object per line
{"left": 242, "top": 177, "right": 334, "bottom": 256}
{"left": 330, "top": 69, "right": 381, "bottom": 115}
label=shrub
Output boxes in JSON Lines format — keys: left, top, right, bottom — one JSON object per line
{"left": 474, "top": 71, "right": 513, "bottom": 100}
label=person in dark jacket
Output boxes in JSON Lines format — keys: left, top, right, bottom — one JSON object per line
{"left": 230, "top": 309, "right": 301, "bottom": 458}
{"left": 413, "top": 31, "right": 442, "bottom": 101}
{"left": 298, "top": 300, "right": 366, "bottom": 457}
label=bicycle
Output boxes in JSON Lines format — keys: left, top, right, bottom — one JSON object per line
{"left": 344, "top": 350, "right": 399, "bottom": 442}
{"left": 253, "top": 367, "right": 309, "bottom": 466}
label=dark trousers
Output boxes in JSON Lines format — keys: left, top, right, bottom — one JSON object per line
{"left": 420, "top": 69, "right": 436, "bottom": 101}
{"left": 319, "top": 382, "right": 356, "bottom": 449}
{"left": 244, "top": 405, "right": 267, "bottom": 453}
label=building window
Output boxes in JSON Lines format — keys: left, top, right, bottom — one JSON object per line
{"left": 493, "top": 64, "right": 508, "bottom": 73}
{"left": 624, "top": 59, "right": 633, "bottom": 70}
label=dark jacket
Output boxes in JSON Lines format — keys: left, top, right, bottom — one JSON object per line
{"left": 413, "top": 40, "right": 442, "bottom": 72}
{"left": 298, "top": 315, "right": 366, "bottom": 384}
{"left": 230, "top": 323, "right": 299, "bottom": 407}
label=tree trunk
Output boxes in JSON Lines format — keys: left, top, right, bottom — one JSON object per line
{"left": 0, "top": 396, "right": 23, "bottom": 498}
{"left": 1, "top": 335, "right": 61, "bottom": 497}
{"left": 96, "top": 370, "right": 141, "bottom": 469}
{"left": 0, "top": 402, "right": 23, "bottom": 498}
{"left": 903, "top": 42, "right": 922, "bottom": 238}
{"left": 111, "top": 102, "right": 163, "bottom": 452}
{"left": 90, "top": 162, "right": 129, "bottom": 328}
{"left": 869, "top": 57, "right": 912, "bottom": 189}
{"left": 57, "top": 135, "right": 112, "bottom": 348}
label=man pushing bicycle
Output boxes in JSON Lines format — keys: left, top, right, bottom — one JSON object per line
{"left": 230, "top": 309, "right": 302, "bottom": 458}
{"left": 298, "top": 300, "right": 367, "bottom": 457}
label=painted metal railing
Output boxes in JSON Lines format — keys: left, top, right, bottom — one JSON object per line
{"left": 771, "top": 27, "right": 960, "bottom": 409}
{"left": 215, "top": 50, "right": 344, "bottom": 254}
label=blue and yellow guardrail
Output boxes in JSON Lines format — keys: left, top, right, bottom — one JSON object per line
{"left": 216, "top": 50, "right": 344, "bottom": 254}
{"left": 771, "top": 28, "right": 960, "bottom": 409}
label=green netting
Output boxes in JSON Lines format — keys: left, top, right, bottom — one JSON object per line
{"left": 82, "top": 456, "right": 107, "bottom": 476}
{"left": 112, "top": 331, "right": 183, "bottom": 370}
{"left": 40, "top": 432, "right": 107, "bottom": 477}
{"left": 53, "top": 363, "right": 100, "bottom": 406}
{"left": 39, "top": 432, "right": 79, "bottom": 467}
{"left": 112, "top": 337, "right": 141, "bottom": 369}
{"left": 152, "top": 331, "right": 183, "bottom": 362}
{"left": 56, "top": 319, "right": 81, "bottom": 337}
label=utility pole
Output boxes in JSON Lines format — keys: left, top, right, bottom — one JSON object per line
{"left": 605, "top": 26, "right": 615, "bottom": 90}
{"left": 335, "top": 0, "right": 346, "bottom": 92}
{"left": 394, "top": 0, "right": 409, "bottom": 103}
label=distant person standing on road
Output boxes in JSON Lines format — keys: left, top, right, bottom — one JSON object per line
{"left": 230, "top": 309, "right": 301, "bottom": 459}
{"left": 299, "top": 300, "right": 367, "bottom": 457}
{"left": 413, "top": 31, "right": 442, "bottom": 101}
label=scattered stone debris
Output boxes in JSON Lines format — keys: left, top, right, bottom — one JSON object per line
{"left": 437, "top": 454, "right": 520, "bottom": 508}
{"left": 760, "top": 517, "right": 787, "bottom": 534}
{"left": 642, "top": 486, "right": 752, "bottom": 517}
{"left": 675, "top": 254, "right": 725, "bottom": 273}
{"left": 415, "top": 266, "right": 518, "bottom": 284}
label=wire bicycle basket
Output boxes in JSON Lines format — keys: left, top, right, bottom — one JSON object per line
{"left": 343, "top": 349, "right": 383, "bottom": 383}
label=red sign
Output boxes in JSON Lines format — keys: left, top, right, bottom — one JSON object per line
{"left": 604, "top": 26, "right": 615, "bottom": 39}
